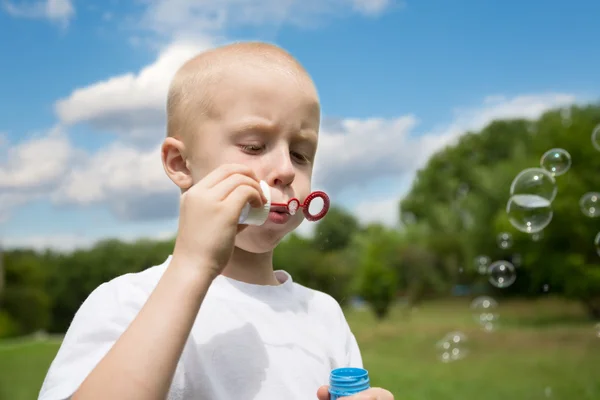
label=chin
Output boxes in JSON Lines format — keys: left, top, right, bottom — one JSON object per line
{"left": 235, "top": 219, "right": 302, "bottom": 253}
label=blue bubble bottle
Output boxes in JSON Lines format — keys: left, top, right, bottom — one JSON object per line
{"left": 329, "top": 367, "right": 370, "bottom": 400}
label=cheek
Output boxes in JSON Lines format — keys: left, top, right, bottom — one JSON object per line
{"left": 294, "top": 174, "right": 312, "bottom": 196}
{"left": 188, "top": 149, "right": 242, "bottom": 183}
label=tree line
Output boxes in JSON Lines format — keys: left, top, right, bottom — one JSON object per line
{"left": 1, "top": 104, "right": 599, "bottom": 338}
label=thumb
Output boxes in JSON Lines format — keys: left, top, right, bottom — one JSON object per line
{"left": 316, "top": 385, "right": 330, "bottom": 400}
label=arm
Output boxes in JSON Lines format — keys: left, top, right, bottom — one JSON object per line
{"left": 72, "top": 163, "right": 266, "bottom": 400}
{"left": 40, "top": 163, "right": 265, "bottom": 400}
{"left": 72, "top": 258, "right": 213, "bottom": 400}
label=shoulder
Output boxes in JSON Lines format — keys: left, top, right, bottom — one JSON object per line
{"left": 38, "top": 258, "right": 172, "bottom": 400}
{"left": 85, "top": 257, "right": 170, "bottom": 310}
{"left": 288, "top": 276, "right": 363, "bottom": 367}
{"left": 290, "top": 279, "right": 346, "bottom": 322}
{"left": 57, "top": 257, "right": 171, "bottom": 340}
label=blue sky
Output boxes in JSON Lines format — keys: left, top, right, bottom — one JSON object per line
{"left": 1, "top": 0, "right": 598, "bottom": 250}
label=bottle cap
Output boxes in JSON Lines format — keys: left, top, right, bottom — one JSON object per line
{"left": 240, "top": 180, "right": 271, "bottom": 226}
{"left": 329, "top": 368, "right": 370, "bottom": 400}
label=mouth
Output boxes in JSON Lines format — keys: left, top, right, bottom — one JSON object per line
{"left": 268, "top": 209, "right": 291, "bottom": 224}
{"left": 270, "top": 205, "right": 289, "bottom": 214}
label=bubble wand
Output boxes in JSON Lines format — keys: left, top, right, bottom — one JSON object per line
{"left": 238, "top": 181, "right": 330, "bottom": 225}
{"left": 270, "top": 190, "right": 330, "bottom": 221}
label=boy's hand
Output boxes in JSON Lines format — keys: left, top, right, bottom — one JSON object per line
{"left": 172, "top": 163, "right": 267, "bottom": 278}
{"left": 317, "top": 385, "right": 394, "bottom": 400}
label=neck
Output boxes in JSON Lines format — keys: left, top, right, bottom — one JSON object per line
{"left": 221, "top": 247, "right": 280, "bottom": 286}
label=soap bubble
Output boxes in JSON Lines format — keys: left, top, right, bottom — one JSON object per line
{"left": 470, "top": 296, "right": 498, "bottom": 332}
{"left": 540, "top": 148, "right": 571, "bottom": 176}
{"left": 531, "top": 231, "right": 544, "bottom": 242}
{"left": 436, "top": 332, "right": 468, "bottom": 363}
{"left": 401, "top": 212, "right": 416, "bottom": 226}
{"left": 506, "top": 194, "right": 553, "bottom": 233}
{"left": 594, "top": 232, "right": 600, "bottom": 257}
{"left": 459, "top": 210, "right": 475, "bottom": 229}
{"left": 497, "top": 232, "right": 513, "bottom": 250}
{"left": 456, "top": 183, "right": 469, "bottom": 199}
{"left": 488, "top": 260, "right": 516, "bottom": 288}
{"left": 512, "top": 253, "right": 522, "bottom": 268}
{"left": 579, "top": 192, "right": 600, "bottom": 218}
{"left": 592, "top": 124, "right": 600, "bottom": 151}
{"left": 543, "top": 284, "right": 550, "bottom": 293}
{"left": 474, "top": 255, "right": 490, "bottom": 275}
{"left": 510, "top": 168, "right": 557, "bottom": 203}
{"left": 595, "top": 323, "right": 600, "bottom": 338}
{"left": 560, "top": 107, "right": 572, "bottom": 126}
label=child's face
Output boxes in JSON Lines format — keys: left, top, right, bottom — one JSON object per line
{"left": 185, "top": 63, "right": 321, "bottom": 253}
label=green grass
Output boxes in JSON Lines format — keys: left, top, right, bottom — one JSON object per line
{"left": 0, "top": 297, "right": 599, "bottom": 399}
{"left": 0, "top": 336, "right": 63, "bottom": 400}
{"left": 353, "top": 297, "right": 600, "bottom": 399}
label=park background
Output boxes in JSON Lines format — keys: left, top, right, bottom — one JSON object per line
{"left": 0, "top": 0, "right": 599, "bottom": 399}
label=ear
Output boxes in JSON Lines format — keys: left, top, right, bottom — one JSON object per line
{"left": 162, "top": 136, "right": 193, "bottom": 190}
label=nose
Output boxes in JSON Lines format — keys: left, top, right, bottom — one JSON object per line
{"left": 265, "top": 145, "right": 296, "bottom": 188}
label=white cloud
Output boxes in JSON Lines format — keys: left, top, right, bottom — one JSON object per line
{"left": 314, "top": 92, "right": 575, "bottom": 193}
{"left": 0, "top": 33, "right": 578, "bottom": 229}
{"left": 52, "top": 142, "right": 177, "bottom": 221}
{"left": 0, "top": 88, "right": 578, "bottom": 245}
{"left": 352, "top": 196, "right": 400, "bottom": 227}
{"left": 295, "top": 194, "right": 401, "bottom": 238}
{"left": 53, "top": 0, "right": 399, "bottom": 141}
{"left": 47, "top": 55, "right": 579, "bottom": 223}
{"left": 0, "top": 125, "right": 78, "bottom": 221}
{"left": 2, "top": 0, "right": 74, "bottom": 27}
{"left": 352, "top": 0, "right": 396, "bottom": 16}
{"left": 54, "top": 40, "right": 214, "bottom": 145}
{"left": 55, "top": 34, "right": 576, "bottom": 200}
{"left": 0, "top": 126, "right": 74, "bottom": 190}
{"left": 137, "top": 0, "right": 398, "bottom": 40}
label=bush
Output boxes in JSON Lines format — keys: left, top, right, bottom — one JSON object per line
{"left": 1, "top": 286, "right": 51, "bottom": 335}
{"left": 0, "top": 310, "right": 19, "bottom": 339}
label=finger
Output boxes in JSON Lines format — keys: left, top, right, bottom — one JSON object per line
{"left": 212, "top": 173, "right": 266, "bottom": 205}
{"left": 225, "top": 184, "right": 265, "bottom": 218}
{"left": 316, "top": 385, "right": 330, "bottom": 400}
{"left": 340, "top": 388, "right": 393, "bottom": 400}
{"left": 200, "top": 163, "right": 260, "bottom": 190}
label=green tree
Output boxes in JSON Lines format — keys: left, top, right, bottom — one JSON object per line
{"left": 274, "top": 233, "right": 354, "bottom": 304}
{"left": 313, "top": 206, "right": 360, "bottom": 252}
{"left": 354, "top": 224, "right": 402, "bottom": 320}
{"left": 400, "top": 104, "right": 600, "bottom": 318}
{"left": 46, "top": 238, "right": 174, "bottom": 333}
{"left": 0, "top": 250, "right": 51, "bottom": 335}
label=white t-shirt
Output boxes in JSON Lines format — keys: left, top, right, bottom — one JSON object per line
{"left": 38, "top": 256, "right": 363, "bottom": 400}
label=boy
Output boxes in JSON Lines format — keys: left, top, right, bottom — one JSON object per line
{"left": 38, "top": 42, "right": 394, "bottom": 400}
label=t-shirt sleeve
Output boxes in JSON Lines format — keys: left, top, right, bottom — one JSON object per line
{"left": 38, "top": 281, "right": 135, "bottom": 400}
{"left": 344, "top": 327, "right": 363, "bottom": 368}
{"left": 335, "top": 302, "right": 363, "bottom": 368}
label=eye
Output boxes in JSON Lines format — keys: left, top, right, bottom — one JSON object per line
{"left": 291, "top": 151, "right": 311, "bottom": 164}
{"left": 240, "top": 144, "right": 265, "bottom": 154}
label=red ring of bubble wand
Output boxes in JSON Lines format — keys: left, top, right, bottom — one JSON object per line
{"left": 270, "top": 191, "right": 330, "bottom": 222}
